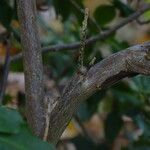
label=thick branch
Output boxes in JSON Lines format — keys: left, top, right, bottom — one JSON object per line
{"left": 11, "top": 4, "right": 150, "bottom": 62}
{"left": 48, "top": 42, "right": 150, "bottom": 144}
{"left": 17, "top": 0, "right": 45, "bottom": 137}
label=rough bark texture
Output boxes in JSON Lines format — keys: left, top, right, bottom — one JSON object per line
{"left": 17, "top": 0, "right": 45, "bottom": 137}
{"left": 16, "top": 0, "right": 150, "bottom": 145}
{"left": 47, "top": 42, "right": 150, "bottom": 144}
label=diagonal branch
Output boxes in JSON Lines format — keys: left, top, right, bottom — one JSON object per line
{"left": 11, "top": 4, "right": 150, "bottom": 62}
{"left": 47, "top": 42, "right": 150, "bottom": 144}
{"left": 17, "top": 0, "right": 45, "bottom": 137}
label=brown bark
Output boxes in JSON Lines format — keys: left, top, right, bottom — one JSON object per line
{"left": 17, "top": 0, "right": 45, "bottom": 137}
{"left": 16, "top": 0, "right": 150, "bottom": 145}
{"left": 47, "top": 42, "right": 150, "bottom": 144}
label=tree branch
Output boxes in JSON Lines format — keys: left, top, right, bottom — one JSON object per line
{"left": 16, "top": 1, "right": 150, "bottom": 145}
{"left": 11, "top": 4, "right": 150, "bottom": 62}
{"left": 47, "top": 42, "right": 150, "bottom": 144}
{"left": 17, "top": 0, "right": 45, "bottom": 137}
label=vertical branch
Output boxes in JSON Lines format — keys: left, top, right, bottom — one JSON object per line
{"left": 78, "top": 8, "right": 89, "bottom": 71}
{"left": 17, "top": 0, "right": 45, "bottom": 137}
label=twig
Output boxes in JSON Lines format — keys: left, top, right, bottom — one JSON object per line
{"left": 70, "top": 0, "right": 101, "bottom": 32}
{"left": 17, "top": 0, "right": 45, "bottom": 137}
{"left": 43, "top": 99, "right": 51, "bottom": 141}
{"left": 0, "top": 39, "right": 11, "bottom": 104}
{"left": 10, "top": 4, "right": 150, "bottom": 62}
{"left": 78, "top": 8, "right": 89, "bottom": 71}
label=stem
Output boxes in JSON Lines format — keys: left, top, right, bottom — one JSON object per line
{"left": 17, "top": 0, "right": 45, "bottom": 137}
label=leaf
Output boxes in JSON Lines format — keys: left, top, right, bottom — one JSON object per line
{"left": 134, "top": 115, "right": 150, "bottom": 138}
{"left": 106, "top": 36, "right": 129, "bottom": 52}
{"left": 0, "top": 107, "right": 24, "bottom": 134}
{"left": 0, "top": 107, "right": 55, "bottom": 150}
{"left": 94, "top": 5, "right": 116, "bottom": 26}
{"left": 143, "top": 10, "right": 150, "bottom": 24}
{"left": 86, "top": 91, "right": 105, "bottom": 115}
{"left": 77, "top": 103, "right": 91, "bottom": 122}
{"left": 0, "top": 124, "right": 55, "bottom": 150}
{"left": 70, "top": 135, "right": 95, "bottom": 150}
{"left": 52, "top": 0, "right": 71, "bottom": 21}
{"left": 3, "top": 94, "right": 13, "bottom": 105}
{"left": 0, "top": 0, "right": 13, "bottom": 29}
{"left": 77, "top": 91, "right": 105, "bottom": 121}
{"left": 105, "top": 111, "right": 123, "bottom": 143}
{"left": 111, "top": 82, "right": 144, "bottom": 112}
{"left": 113, "top": 0, "right": 134, "bottom": 17}
{"left": 10, "top": 59, "right": 23, "bottom": 72}
{"left": 132, "top": 75, "right": 150, "bottom": 94}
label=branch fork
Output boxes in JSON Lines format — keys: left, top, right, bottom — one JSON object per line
{"left": 17, "top": 0, "right": 150, "bottom": 145}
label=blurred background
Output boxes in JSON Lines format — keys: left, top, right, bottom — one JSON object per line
{"left": 1, "top": 0, "right": 150, "bottom": 150}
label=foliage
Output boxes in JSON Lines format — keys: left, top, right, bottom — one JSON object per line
{"left": 0, "top": 107, "right": 55, "bottom": 150}
{"left": 0, "top": 0, "right": 150, "bottom": 149}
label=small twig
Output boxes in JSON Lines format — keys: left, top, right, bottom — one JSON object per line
{"left": 0, "top": 39, "right": 11, "bottom": 105}
{"left": 43, "top": 99, "right": 51, "bottom": 141}
{"left": 78, "top": 8, "right": 89, "bottom": 71}
{"left": 10, "top": 4, "right": 150, "bottom": 62}
{"left": 70, "top": 0, "right": 101, "bottom": 32}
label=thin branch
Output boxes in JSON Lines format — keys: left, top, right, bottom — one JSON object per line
{"left": 10, "top": 4, "right": 150, "bottom": 62}
{"left": 17, "top": 0, "right": 45, "bottom": 137}
{"left": 70, "top": 0, "right": 101, "bottom": 31}
{"left": 47, "top": 42, "right": 150, "bottom": 144}
{"left": 0, "top": 40, "right": 11, "bottom": 104}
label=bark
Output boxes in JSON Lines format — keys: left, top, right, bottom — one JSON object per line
{"left": 17, "top": 0, "right": 45, "bottom": 137}
{"left": 16, "top": 0, "right": 150, "bottom": 145}
{"left": 47, "top": 42, "right": 150, "bottom": 144}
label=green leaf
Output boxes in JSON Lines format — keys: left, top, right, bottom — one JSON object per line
{"left": 134, "top": 115, "right": 150, "bottom": 138}
{"left": 86, "top": 91, "right": 105, "bottom": 115}
{"left": 143, "top": 10, "right": 150, "bottom": 22}
{"left": 94, "top": 5, "right": 116, "bottom": 26}
{"left": 113, "top": 0, "right": 134, "bottom": 17}
{"left": 0, "top": 0, "right": 13, "bottom": 29}
{"left": 3, "top": 94, "right": 13, "bottom": 105}
{"left": 0, "top": 107, "right": 55, "bottom": 150}
{"left": 52, "top": 0, "right": 71, "bottom": 21}
{"left": 105, "top": 111, "right": 123, "bottom": 143}
{"left": 10, "top": 59, "right": 23, "bottom": 72}
{"left": 106, "top": 36, "right": 129, "bottom": 52}
{"left": 77, "top": 103, "right": 91, "bottom": 122}
{"left": 0, "top": 124, "right": 55, "bottom": 150}
{"left": 132, "top": 75, "right": 150, "bottom": 94}
{"left": 0, "top": 107, "right": 24, "bottom": 134}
